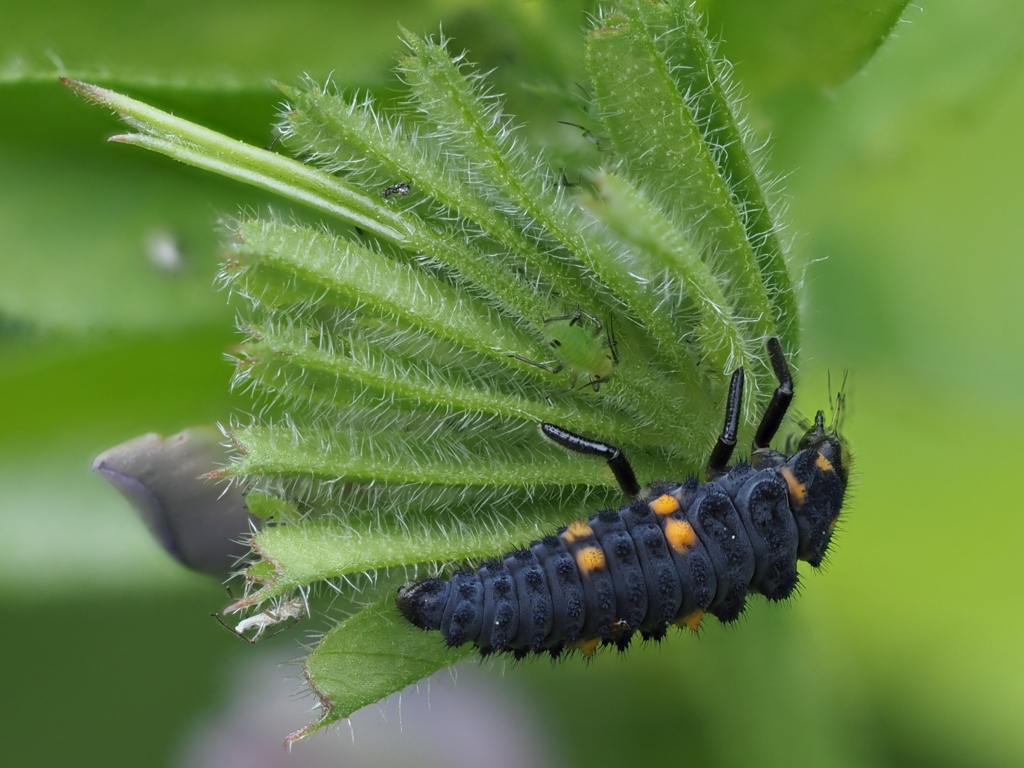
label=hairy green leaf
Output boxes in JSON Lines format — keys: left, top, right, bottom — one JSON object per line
{"left": 587, "top": 4, "right": 788, "bottom": 380}
{"left": 291, "top": 597, "right": 475, "bottom": 742}
{"left": 237, "top": 489, "right": 617, "bottom": 606}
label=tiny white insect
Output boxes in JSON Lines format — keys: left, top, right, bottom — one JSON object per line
{"left": 220, "top": 595, "right": 308, "bottom": 643}
{"left": 145, "top": 229, "right": 185, "bottom": 272}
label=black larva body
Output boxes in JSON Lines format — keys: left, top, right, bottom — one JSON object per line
{"left": 397, "top": 339, "right": 849, "bottom": 658}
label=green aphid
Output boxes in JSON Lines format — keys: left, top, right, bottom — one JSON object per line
{"left": 512, "top": 308, "right": 619, "bottom": 391}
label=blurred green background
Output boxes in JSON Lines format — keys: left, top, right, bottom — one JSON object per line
{"left": 2, "top": 0, "right": 1022, "bottom": 765}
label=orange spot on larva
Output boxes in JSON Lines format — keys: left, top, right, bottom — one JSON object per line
{"left": 815, "top": 452, "right": 834, "bottom": 473}
{"left": 563, "top": 520, "right": 593, "bottom": 544}
{"left": 577, "top": 638, "right": 599, "bottom": 658}
{"left": 650, "top": 494, "right": 680, "bottom": 516}
{"left": 780, "top": 466, "right": 807, "bottom": 505}
{"left": 676, "top": 610, "right": 704, "bottom": 632}
{"left": 575, "top": 545, "right": 606, "bottom": 574}
{"left": 664, "top": 518, "right": 697, "bottom": 554}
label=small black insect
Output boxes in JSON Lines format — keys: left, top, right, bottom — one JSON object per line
{"left": 397, "top": 338, "right": 850, "bottom": 659}
{"left": 382, "top": 182, "right": 411, "bottom": 198}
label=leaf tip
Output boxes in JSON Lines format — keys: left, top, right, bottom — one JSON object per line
{"left": 272, "top": 80, "right": 297, "bottom": 99}
{"left": 60, "top": 78, "right": 111, "bottom": 103}
{"left": 285, "top": 666, "right": 337, "bottom": 746}
{"left": 58, "top": 76, "right": 85, "bottom": 92}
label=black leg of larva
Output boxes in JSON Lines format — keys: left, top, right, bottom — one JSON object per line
{"left": 540, "top": 423, "right": 641, "bottom": 499}
{"left": 752, "top": 337, "right": 794, "bottom": 450}
{"left": 708, "top": 368, "right": 744, "bottom": 475}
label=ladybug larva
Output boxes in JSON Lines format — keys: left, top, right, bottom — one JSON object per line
{"left": 397, "top": 338, "right": 850, "bottom": 659}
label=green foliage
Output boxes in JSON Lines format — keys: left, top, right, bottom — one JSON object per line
{"left": 56, "top": 0, "right": 924, "bottom": 746}
{"left": 294, "top": 597, "right": 476, "bottom": 744}
{"left": 699, "top": 0, "right": 911, "bottom": 96}
{"left": 69, "top": 2, "right": 790, "bottom": 734}
{"left": 589, "top": 2, "right": 795, "bottom": 364}
{"left": 13, "top": 1, "right": 1024, "bottom": 766}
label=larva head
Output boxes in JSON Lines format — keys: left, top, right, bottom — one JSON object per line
{"left": 396, "top": 578, "right": 448, "bottom": 631}
{"left": 797, "top": 410, "right": 851, "bottom": 484}
{"left": 784, "top": 411, "right": 850, "bottom": 566}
